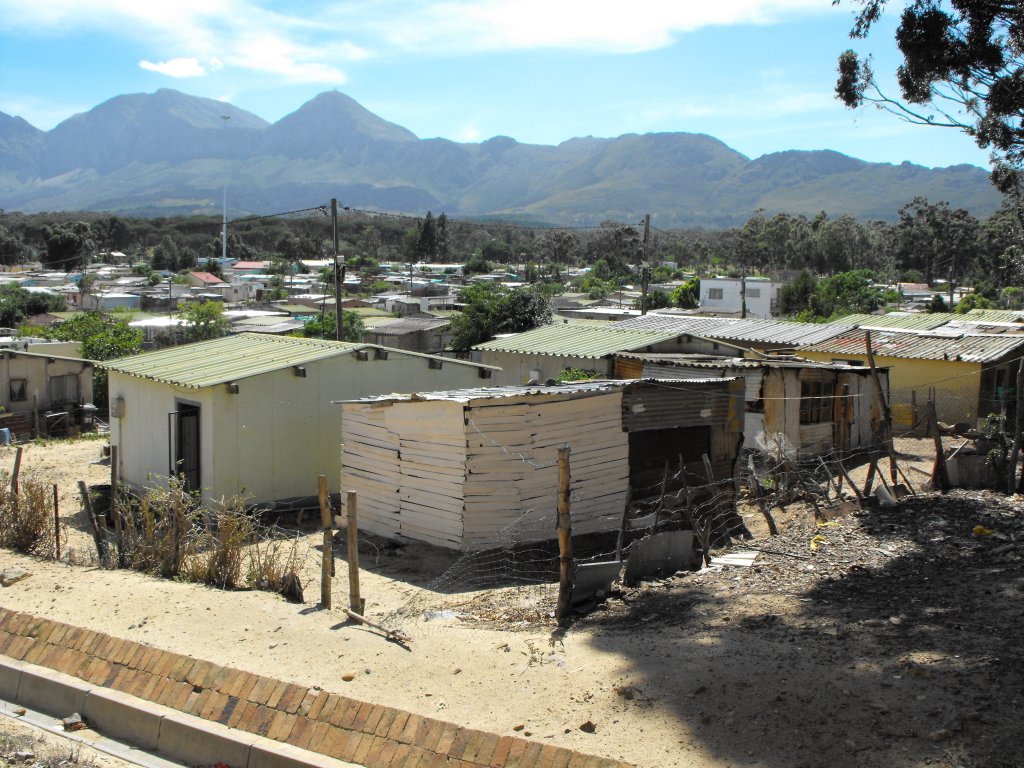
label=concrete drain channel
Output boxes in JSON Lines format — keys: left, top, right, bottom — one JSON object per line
{"left": 0, "top": 658, "right": 354, "bottom": 768}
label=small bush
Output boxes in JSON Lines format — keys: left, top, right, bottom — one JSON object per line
{"left": 0, "top": 471, "right": 54, "bottom": 557}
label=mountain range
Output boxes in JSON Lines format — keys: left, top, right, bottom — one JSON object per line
{"left": 0, "top": 88, "right": 1006, "bottom": 227}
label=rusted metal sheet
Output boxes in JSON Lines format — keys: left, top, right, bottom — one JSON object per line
{"left": 622, "top": 380, "right": 731, "bottom": 431}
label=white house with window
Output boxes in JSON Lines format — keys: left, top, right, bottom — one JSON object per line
{"left": 699, "top": 277, "right": 786, "bottom": 319}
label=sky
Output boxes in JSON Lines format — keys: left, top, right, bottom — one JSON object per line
{"left": 0, "top": 0, "right": 993, "bottom": 171}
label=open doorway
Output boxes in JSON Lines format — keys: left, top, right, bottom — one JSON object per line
{"left": 169, "top": 404, "right": 201, "bottom": 492}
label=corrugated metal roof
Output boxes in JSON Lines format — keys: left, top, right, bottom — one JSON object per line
{"left": 962, "top": 308, "right": 1024, "bottom": 323}
{"left": 338, "top": 377, "right": 732, "bottom": 405}
{"left": 801, "top": 328, "right": 1024, "bottom": 363}
{"left": 612, "top": 314, "right": 852, "bottom": 346}
{"left": 839, "top": 312, "right": 953, "bottom": 331}
{"left": 105, "top": 333, "right": 368, "bottom": 388}
{"left": 472, "top": 324, "right": 686, "bottom": 358}
{"left": 617, "top": 352, "right": 856, "bottom": 371}
{"left": 367, "top": 318, "right": 450, "bottom": 335}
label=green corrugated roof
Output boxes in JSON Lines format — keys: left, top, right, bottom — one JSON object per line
{"left": 962, "top": 308, "right": 1024, "bottom": 323}
{"left": 472, "top": 323, "right": 687, "bottom": 358}
{"left": 837, "top": 312, "right": 953, "bottom": 331}
{"left": 105, "top": 333, "right": 365, "bottom": 388}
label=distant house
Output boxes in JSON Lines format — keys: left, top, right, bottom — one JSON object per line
{"left": 340, "top": 378, "right": 743, "bottom": 550}
{"left": 78, "top": 292, "right": 141, "bottom": 312}
{"left": 185, "top": 272, "right": 229, "bottom": 290}
{"left": 0, "top": 349, "right": 95, "bottom": 440}
{"left": 105, "top": 333, "right": 497, "bottom": 506}
{"left": 361, "top": 317, "right": 451, "bottom": 355}
{"left": 616, "top": 353, "right": 886, "bottom": 458}
{"left": 699, "top": 277, "right": 786, "bottom": 319}
{"left": 471, "top": 322, "right": 745, "bottom": 385}
{"left": 799, "top": 327, "right": 1024, "bottom": 429}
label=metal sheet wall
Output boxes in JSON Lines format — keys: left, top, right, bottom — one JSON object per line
{"left": 622, "top": 380, "right": 730, "bottom": 432}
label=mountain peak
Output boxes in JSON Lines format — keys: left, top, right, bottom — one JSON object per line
{"left": 273, "top": 91, "right": 418, "bottom": 143}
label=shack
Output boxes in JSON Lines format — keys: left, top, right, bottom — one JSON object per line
{"left": 339, "top": 378, "right": 744, "bottom": 551}
{"left": 105, "top": 333, "right": 497, "bottom": 507}
{"left": 616, "top": 354, "right": 887, "bottom": 458}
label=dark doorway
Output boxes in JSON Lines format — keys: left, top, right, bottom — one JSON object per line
{"left": 170, "top": 404, "right": 201, "bottom": 492}
{"left": 628, "top": 425, "right": 711, "bottom": 501}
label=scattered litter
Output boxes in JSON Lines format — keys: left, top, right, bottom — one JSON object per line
{"left": 708, "top": 552, "right": 758, "bottom": 567}
{"left": 62, "top": 713, "right": 86, "bottom": 732}
{"left": 579, "top": 720, "right": 597, "bottom": 733}
{"left": 973, "top": 525, "right": 994, "bottom": 536}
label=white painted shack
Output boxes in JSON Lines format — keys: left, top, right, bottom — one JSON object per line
{"left": 339, "top": 378, "right": 744, "bottom": 550}
{"left": 615, "top": 353, "right": 887, "bottom": 458}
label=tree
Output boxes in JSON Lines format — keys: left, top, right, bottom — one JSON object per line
{"left": 636, "top": 289, "right": 671, "bottom": 311}
{"left": 449, "top": 284, "right": 552, "bottom": 350}
{"left": 42, "top": 222, "right": 93, "bottom": 269}
{"left": 301, "top": 310, "right": 365, "bottom": 342}
{"left": 836, "top": 1, "right": 1024, "bottom": 194}
{"left": 178, "top": 300, "right": 230, "bottom": 342}
{"left": 670, "top": 278, "right": 700, "bottom": 309}
{"left": 40, "top": 312, "right": 143, "bottom": 404}
{"left": 778, "top": 270, "right": 817, "bottom": 316}
{"left": 0, "top": 226, "right": 28, "bottom": 266}
{"left": 955, "top": 292, "right": 997, "bottom": 314}
{"left": 0, "top": 285, "right": 64, "bottom": 327}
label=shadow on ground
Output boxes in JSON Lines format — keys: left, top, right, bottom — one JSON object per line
{"left": 578, "top": 491, "right": 1024, "bottom": 768}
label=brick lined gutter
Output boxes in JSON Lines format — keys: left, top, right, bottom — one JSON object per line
{"left": 0, "top": 608, "right": 633, "bottom": 768}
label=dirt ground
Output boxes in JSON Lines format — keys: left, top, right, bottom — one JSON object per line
{"left": 0, "top": 437, "right": 1021, "bottom": 768}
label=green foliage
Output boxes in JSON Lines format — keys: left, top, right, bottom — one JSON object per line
{"left": 0, "top": 226, "right": 28, "bottom": 266}
{"left": 782, "top": 269, "right": 883, "bottom": 320}
{"left": 450, "top": 283, "right": 553, "bottom": 350}
{"left": 927, "top": 294, "right": 948, "bottom": 313}
{"left": 955, "top": 293, "right": 997, "bottom": 314}
{"left": 41, "top": 312, "right": 143, "bottom": 404}
{"left": 837, "top": 2, "right": 1024, "bottom": 193}
{"left": 463, "top": 256, "right": 492, "bottom": 276}
{"left": 177, "top": 300, "right": 230, "bottom": 342}
{"left": 635, "top": 289, "right": 671, "bottom": 311}
{"left": 557, "top": 368, "right": 599, "bottom": 382}
{"left": 0, "top": 284, "right": 65, "bottom": 326}
{"left": 1000, "top": 286, "right": 1024, "bottom": 310}
{"left": 670, "top": 278, "right": 700, "bottom": 309}
{"left": 300, "top": 310, "right": 366, "bottom": 342}
{"left": 42, "top": 222, "right": 93, "bottom": 269}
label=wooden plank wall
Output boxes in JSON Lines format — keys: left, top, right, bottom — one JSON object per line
{"left": 463, "top": 393, "right": 629, "bottom": 548}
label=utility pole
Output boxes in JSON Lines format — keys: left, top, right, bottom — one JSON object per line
{"left": 220, "top": 116, "right": 230, "bottom": 264}
{"left": 332, "top": 199, "right": 342, "bottom": 341}
{"left": 168, "top": 274, "right": 175, "bottom": 345}
{"left": 640, "top": 214, "right": 651, "bottom": 315}
{"left": 740, "top": 267, "right": 747, "bottom": 319}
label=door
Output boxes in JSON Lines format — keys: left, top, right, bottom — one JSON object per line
{"left": 170, "top": 404, "right": 201, "bottom": 492}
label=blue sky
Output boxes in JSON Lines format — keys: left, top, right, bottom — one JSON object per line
{"left": 0, "top": 1, "right": 992, "bottom": 170}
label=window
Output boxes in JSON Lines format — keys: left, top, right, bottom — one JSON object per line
{"left": 9, "top": 379, "right": 26, "bottom": 402}
{"left": 49, "top": 374, "right": 79, "bottom": 404}
{"left": 746, "top": 288, "right": 761, "bottom": 298}
{"left": 707, "top": 288, "right": 723, "bottom": 300}
{"left": 800, "top": 380, "right": 834, "bottom": 424}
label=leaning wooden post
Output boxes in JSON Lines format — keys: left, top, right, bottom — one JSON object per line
{"left": 345, "top": 490, "right": 363, "bottom": 616}
{"left": 11, "top": 446, "right": 22, "bottom": 496}
{"left": 318, "top": 475, "right": 332, "bottom": 609}
{"left": 78, "top": 479, "right": 107, "bottom": 564}
{"left": 927, "top": 398, "right": 951, "bottom": 493}
{"left": 52, "top": 484, "right": 60, "bottom": 562}
{"left": 1006, "top": 358, "right": 1024, "bottom": 494}
{"left": 747, "top": 453, "right": 778, "bottom": 535}
{"left": 865, "top": 330, "right": 895, "bottom": 480}
{"left": 555, "top": 446, "right": 574, "bottom": 624}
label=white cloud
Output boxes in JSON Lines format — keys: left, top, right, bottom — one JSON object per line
{"left": 139, "top": 57, "right": 207, "bottom": 78}
{"left": 354, "top": 0, "right": 828, "bottom": 54}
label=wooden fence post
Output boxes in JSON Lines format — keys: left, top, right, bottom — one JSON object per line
{"left": 53, "top": 484, "right": 60, "bottom": 562}
{"left": 11, "top": 446, "right": 22, "bottom": 496}
{"left": 747, "top": 453, "right": 778, "bottom": 535}
{"left": 1006, "top": 358, "right": 1024, "bottom": 494}
{"left": 555, "top": 446, "right": 574, "bottom": 624}
{"left": 110, "top": 445, "right": 123, "bottom": 566}
{"left": 318, "top": 475, "right": 332, "bottom": 609}
{"left": 346, "top": 491, "right": 363, "bottom": 616}
{"left": 927, "top": 398, "right": 951, "bottom": 493}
